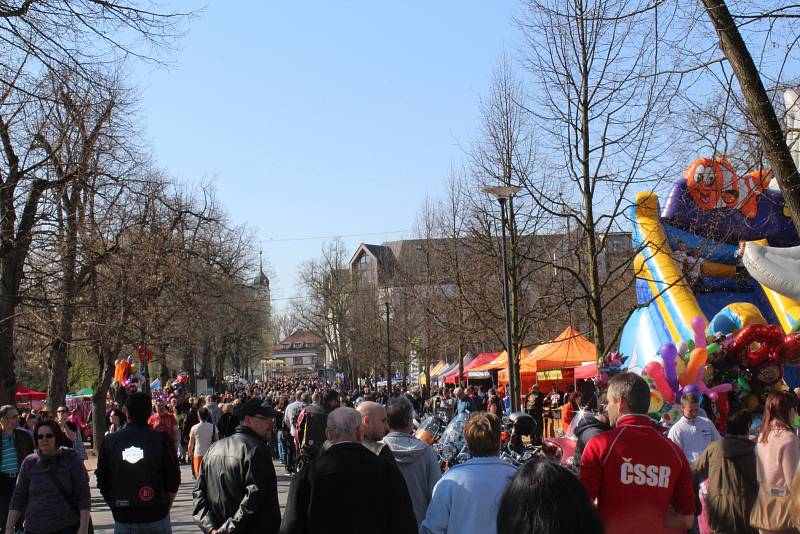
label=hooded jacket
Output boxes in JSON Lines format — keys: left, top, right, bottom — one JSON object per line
{"left": 381, "top": 431, "right": 441, "bottom": 526}
{"left": 692, "top": 435, "right": 758, "bottom": 534}
{"left": 573, "top": 414, "right": 611, "bottom": 465}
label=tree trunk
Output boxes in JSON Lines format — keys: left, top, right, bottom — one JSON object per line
{"left": 0, "top": 288, "right": 17, "bottom": 405}
{"left": 701, "top": 0, "right": 800, "bottom": 234}
{"left": 577, "top": 1, "right": 607, "bottom": 363}
{"left": 91, "top": 348, "right": 116, "bottom": 453}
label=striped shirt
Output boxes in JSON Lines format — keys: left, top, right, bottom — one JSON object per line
{"left": 0, "top": 432, "right": 18, "bottom": 474}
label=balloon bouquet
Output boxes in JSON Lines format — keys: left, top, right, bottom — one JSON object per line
{"left": 165, "top": 373, "right": 190, "bottom": 405}
{"left": 640, "top": 316, "right": 800, "bottom": 426}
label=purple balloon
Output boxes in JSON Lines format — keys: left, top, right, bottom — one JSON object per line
{"left": 661, "top": 343, "right": 679, "bottom": 392}
{"left": 682, "top": 384, "right": 699, "bottom": 396}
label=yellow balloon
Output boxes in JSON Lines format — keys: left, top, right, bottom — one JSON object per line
{"left": 674, "top": 357, "right": 686, "bottom": 376}
{"left": 649, "top": 390, "right": 664, "bottom": 414}
{"left": 703, "top": 365, "right": 714, "bottom": 383}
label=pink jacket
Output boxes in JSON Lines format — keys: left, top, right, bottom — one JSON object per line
{"left": 756, "top": 426, "right": 800, "bottom": 490}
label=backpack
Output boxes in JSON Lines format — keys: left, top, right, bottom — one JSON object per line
{"left": 296, "top": 405, "right": 328, "bottom": 460}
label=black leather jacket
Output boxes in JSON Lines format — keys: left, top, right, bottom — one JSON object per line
{"left": 193, "top": 425, "right": 280, "bottom": 534}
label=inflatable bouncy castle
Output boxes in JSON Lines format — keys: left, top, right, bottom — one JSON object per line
{"left": 618, "top": 157, "right": 800, "bottom": 421}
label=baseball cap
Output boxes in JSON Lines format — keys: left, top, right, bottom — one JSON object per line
{"left": 238, "top": 398, "right": 276, "bottom": 419}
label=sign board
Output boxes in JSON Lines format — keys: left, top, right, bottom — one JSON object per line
{"left": 195, "top": 378, "right": 211, "bottom": 395}
{"left": 536, "top": 369, "right": 563, "bottom": 381}
{"left": 467, "top": 370, "right": 491, "bottom": 379}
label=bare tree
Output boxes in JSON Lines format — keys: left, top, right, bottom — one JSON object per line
{"left": 516, "top": 0, "right": 676, "bottom": 360}
{"left": 699, "top": 0, "right": 800, "bottom": 232}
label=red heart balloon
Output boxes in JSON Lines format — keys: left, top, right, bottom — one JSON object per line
{"left": 779, "top": 334, "right": 800, "bottom": 365}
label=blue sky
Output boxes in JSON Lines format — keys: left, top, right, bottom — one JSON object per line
{"left": 133, "top": 1, "right": 521, "bottom": 309}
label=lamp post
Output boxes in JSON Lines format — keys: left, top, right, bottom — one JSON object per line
{"left": 382, "top": 288, "right": 392, "bottom": 394}
{"left": 484, "top": 185, "right": 521, "bottom": 413}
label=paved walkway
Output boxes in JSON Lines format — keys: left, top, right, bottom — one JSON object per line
{"left": 86, "top": 453, "right": 292, "bottom": 533}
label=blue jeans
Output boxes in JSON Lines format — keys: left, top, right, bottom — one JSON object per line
{"left": 277, "top": 431, "right": 287, "bottom": 462}
{"left": 114, "top": 516, "right": 171, "bottom": 534}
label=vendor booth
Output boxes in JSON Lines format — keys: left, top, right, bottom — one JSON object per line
{"left": 448, "top": 352, "right": 502, "bottom": 384}
{"left": 438, "top": 352, "right": 475, "bottom": 384}
{"left": 419, "top": 360, "right": 447, "bottom": 385}
{"left": 16, "top": 383, "right": 47, "bottom": 410}
{"left": 498, "top": 327, "right": 597, "bottom": 394}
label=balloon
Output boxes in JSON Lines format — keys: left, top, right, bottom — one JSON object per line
{"left": 709, "top": 383, "right": 733, "bottom": 394}
{"left": 662, "top": 404, "right": 682, "bottom": 425}
{"left": 679, "top": 348, "right": 708, "bottom": 387}
{"left": 779, "top": 334, "right": 800, "bottom": 365}
{"left": 707, "top": 342, "right": 720, "bottom": 355}
{"left": 675, "top": 357, "right": 686, "bottom": 377}
{"left": 677, "top": 340, "right": 689, "bottom": 355}
{"left": 661, "top": 344, "right": 679, "bottom": 392}
{"left": 649, "top": 390, "right": 665, "bottom": 414}
{"left": 735, "top": 376, "right": 751, "bottom": 393}
{"left": 730, "top": 324, "right": 784, "bottom": 369}
{"left": 682, "top": 384, "right": 699, "bottom": 396}
{"left": 708, "top": 392, "right": 719, "bottom": 401}
{"left": 691, "top": 316, "right": 708, "bottom": 349}
{"left": 644, "top": 361, "right": 675, "bottom": 403}
{"left": 756, "top": 363, "right": 782, "bottom": 385}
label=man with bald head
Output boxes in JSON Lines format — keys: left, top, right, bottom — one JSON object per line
{"left": 280, "top": 407, "right": 416, "bottom": 534}
{"left": 356, "top": 401, "right": 396, "bottom": 464}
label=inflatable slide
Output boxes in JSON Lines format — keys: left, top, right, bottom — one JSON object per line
{"left": 619, "top": 158, "right": 800, "bottom": 369}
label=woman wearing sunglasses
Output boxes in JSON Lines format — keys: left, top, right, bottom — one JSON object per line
{"left": 3, "top": 420, "right": 91, "bottom": 534}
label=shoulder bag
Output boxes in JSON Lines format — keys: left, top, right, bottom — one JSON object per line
{"left": 750, "top": 484, "right": 793, "bottom": 531}
{"left": 45, "top": 464, "right": 94, "bottom": 534}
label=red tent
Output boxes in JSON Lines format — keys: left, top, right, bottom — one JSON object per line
{"left": 16, "top": 384, "right": 47, "bottom": 400}
{"left": 445, "top": 352, "right": 501, "bottom": 384}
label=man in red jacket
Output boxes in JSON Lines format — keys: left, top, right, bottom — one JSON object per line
{"left": 579, "top": 372, "right": 695, "bottom": 534}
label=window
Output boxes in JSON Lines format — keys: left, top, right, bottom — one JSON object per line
{"left": 294, "top": 357, "right": 303, "bottom": 366}
{"left": 303, "top": 342, "right": 313, "bottom": 348}
{"left": 282, "top": 343, "right": 290, "bottom": 349}
{"left": 357, "top": 253, "right": 370, "bottom": 270}
{"left": 292, "top": 342, "right": 303, "bottom": 349}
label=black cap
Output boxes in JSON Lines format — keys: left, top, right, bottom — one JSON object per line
{"left": 238, "top": 398, "right": 276, "bottom": 419}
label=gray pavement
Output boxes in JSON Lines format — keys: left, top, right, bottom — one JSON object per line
{"left": 86, "top": 453, "right": 292, "bottom": 533}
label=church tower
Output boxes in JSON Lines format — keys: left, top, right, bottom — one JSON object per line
{"left": 252, "top": 251, "right": 273, "bottom": 362}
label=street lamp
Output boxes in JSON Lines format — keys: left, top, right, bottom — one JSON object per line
{"left": 381, "top": 288, "right": 393, "bottom": 394}
{"left": 484, "top": 185, "right": 521, "bottom": 413}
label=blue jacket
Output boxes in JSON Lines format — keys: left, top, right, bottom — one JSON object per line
{"left": 419, "top": 455, "right": 517, "bottom": 534}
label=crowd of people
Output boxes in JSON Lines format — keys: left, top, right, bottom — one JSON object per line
{"left": 0, "top": 372, "right": 800, "bottom": 533}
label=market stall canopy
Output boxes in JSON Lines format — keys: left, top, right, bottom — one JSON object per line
{"left": 450, "top": 352, "right": 499, "bottom": 383}
{"left": 499, "top": 327, "right": 596, "bottom": 382}
{"left": 439, "top": 353, "right": 476, "bottom": 383}
{"left": 428, "top": 360, "right": 447, "bottom": 376}
{"left": 16, "top": 384, "right": 47, "bottom": 400}
{"left": 574, "top": 361, "right": 598, "bottom": 380}
{"left": 469, "top": 348, "right": 533, "bottom": 374}
{"left": 67, "top": 387, "right": 93, "bottom": 398}
{"left": 469, "top": 352, "right": 504, "bottom": 372}
{"left": 420, "top": 360, "right": 447, "bottom": 385}
{"left": 434, "top": 362, "right": 458, "bottom": 380}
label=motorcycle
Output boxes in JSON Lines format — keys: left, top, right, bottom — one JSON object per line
{"left": 499, "top": 411, "right": 540, "bottom": 466}
{"left": 414, "top": 410, "right": 451, "bottom": 446}
{"left": 433, "top": 411, "right": 471, "bottom": 471}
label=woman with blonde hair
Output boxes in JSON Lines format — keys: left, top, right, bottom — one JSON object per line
{"left": 752, "top": 391, "right": 800, "bottom": 534}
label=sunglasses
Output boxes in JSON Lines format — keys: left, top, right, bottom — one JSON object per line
{"left": 37, "top": 433, "right": 54, "bottom": 439}
{"left": 56, "top": 409, "right": 68, "bottom": 413}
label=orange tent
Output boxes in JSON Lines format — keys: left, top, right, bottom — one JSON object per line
{"left": 469, "top": 348, "right": 532, "bottom": 373}
{"left": 498, "top": 327, "right": 596, "bottom": 383}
